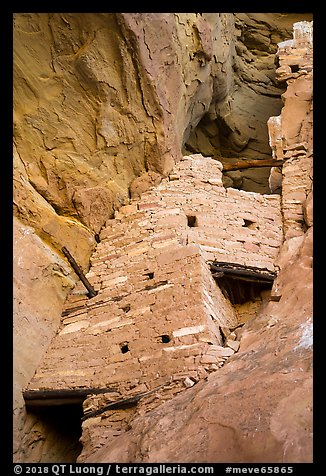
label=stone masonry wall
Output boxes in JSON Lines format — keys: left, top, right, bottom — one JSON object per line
{"left": 268, "top": 21, "right": 313, "bottom": 240}
{"left": 27, "top": 155, "right": 283, "bottom": 400}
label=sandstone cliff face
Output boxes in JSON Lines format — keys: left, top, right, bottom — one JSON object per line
{"left": 13, "top": 217, "right": 74, "bottom": 459}
{"left": 13, "top": 12, "right": 235, "bottom": 263}
{"left": 13, "top": 13, "right": 312, "bottom": 463}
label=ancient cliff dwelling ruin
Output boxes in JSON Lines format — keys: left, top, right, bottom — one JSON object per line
{"left": 13, "top": 14, "right": 313, "bottom": 464}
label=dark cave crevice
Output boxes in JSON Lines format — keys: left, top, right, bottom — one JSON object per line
{"left": 182, "top": 111, "right": 279, "bottom": 195}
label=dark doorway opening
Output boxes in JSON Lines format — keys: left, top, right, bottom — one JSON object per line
{"left": 26, "top": 403, "right": 83, "bottom": 463}
{"left": 210, "top": 261, "right": 275, "bottom": 304}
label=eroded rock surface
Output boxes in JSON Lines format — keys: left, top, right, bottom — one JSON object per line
{"left": 185, "top": 13, "right": 312, "bottom": 192}
{"left": 13, "top": 217, "right": 75, "bottom": 461}
{"left": 13, "top": 13, "right": 236, "bottom": 258}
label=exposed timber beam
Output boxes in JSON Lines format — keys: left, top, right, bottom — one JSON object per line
{"left": 62, "top": 246, "right": 98, "bottom": 298}
{"left": 23, "top": 387, "right": 118, "bottom": 407}
{"left": 210, "top": 262, "right": 276, "bottom": 282}
{"left": 221, "top": 159, "right": 285, "bottom": 172}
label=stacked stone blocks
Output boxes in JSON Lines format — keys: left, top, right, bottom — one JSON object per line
{"left": 27, "top": 155, "right": 283, "bottom": 398}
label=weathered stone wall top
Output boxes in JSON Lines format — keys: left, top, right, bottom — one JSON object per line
{"left": 293, "top": 21, "right": 313, "bottom": 46}
{"left": 90, "top": 154, "right": 282, "bottom": 274}
{"left": 119, "top": 154, "right": 283, "bottom": 271}
{"left": 275, "top": 21, "right": 313, "bottom": 81}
